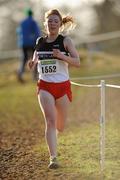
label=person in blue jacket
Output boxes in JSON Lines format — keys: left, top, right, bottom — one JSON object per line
{"left": 16, "top": 8, "right": 41, "bottom": 82}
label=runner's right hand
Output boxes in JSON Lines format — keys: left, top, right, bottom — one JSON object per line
{"left": 28, "top": 60, "right": 35, "bottom": 69}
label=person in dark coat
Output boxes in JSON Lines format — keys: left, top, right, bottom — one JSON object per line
{"left": 16, "top": 8, "right": 41, "bottom": 82}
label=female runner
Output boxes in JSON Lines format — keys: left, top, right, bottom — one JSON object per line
{"left": 29, "top": 9, "right": 80, "bottom": 169}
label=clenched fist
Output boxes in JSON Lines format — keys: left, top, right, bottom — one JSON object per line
{"left": 53, "top": 49, "right": 64, "bottom": 60}
{"left": 28, "top": 60, "right": 36, "bottom": 69}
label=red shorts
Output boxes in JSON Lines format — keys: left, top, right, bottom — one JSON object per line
{"left": 37, "top": 79, "right": 72, "bottom": 102}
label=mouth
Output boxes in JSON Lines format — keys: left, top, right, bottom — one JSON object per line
{"left": 50, "top": 27, "right": 56, "bottom": 30}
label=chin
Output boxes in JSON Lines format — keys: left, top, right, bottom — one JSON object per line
{"left": 50, "top": 31, "right": 58, "bottom": 35}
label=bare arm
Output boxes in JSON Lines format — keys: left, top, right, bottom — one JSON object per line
{"left": 53, "top": 36, "right": 80, "bottom": 67}
{"left": 28, "top": 50, "right": 38, "bottom": 69}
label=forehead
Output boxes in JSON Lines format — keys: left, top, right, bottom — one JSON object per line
{"left": 47, "top": 14, "right": 61, "bottom": 21}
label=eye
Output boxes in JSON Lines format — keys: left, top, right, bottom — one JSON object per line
{"left": 48, "top": 19, "right": 53, "bottom": 23}
{"left": 54, "top": 20, "right": 59, "bottom": 23}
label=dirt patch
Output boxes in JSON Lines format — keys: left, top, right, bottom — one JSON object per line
{"left": 0, "top": 125, "right": 48, "bottom": 180}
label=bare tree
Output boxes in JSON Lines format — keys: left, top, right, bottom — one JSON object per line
{"left": 94, "top": 0, "right": 120, "bottom": 33}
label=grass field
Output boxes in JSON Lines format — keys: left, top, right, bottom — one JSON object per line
{"left": 0, "top": 51, "right": 120, "bottom": 180}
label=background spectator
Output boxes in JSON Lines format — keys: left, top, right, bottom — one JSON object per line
{"left": 16, "top": 8, "right": 41, "bottom": 82}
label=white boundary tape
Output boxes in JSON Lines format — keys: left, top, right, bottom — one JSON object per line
{"left": 71, "top": 81, "right": 101, "bottom": 88}
{"left": 106, "top": 84, "right": 120, "bottom": 89}
{"left": 71, "top": 81, "right": 120, "bottom": 89}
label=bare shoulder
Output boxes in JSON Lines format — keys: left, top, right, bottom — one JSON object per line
{"left": 63, "top": 35, "right": 79, "bottom": 58}
{"left": 63, "top": 36, "right": 75, "bottom": 51}
{"left": 64, "top": 36, "right": 73, "bottom": 45}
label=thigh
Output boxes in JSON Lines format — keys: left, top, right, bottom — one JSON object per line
{"left": 55, "top": 95, "right": 70, "bottom": 125}
{"left": 38, "top": 90, "right": 56, "bottom": 124}
{"left": 23, "top": 47, "right": 28, "bottom": 61}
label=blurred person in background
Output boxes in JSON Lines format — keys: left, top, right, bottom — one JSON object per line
{"left": 28, "top": 9, "right": 80, "bottom": 169}
{"left": 16, "top": 8, "right": 41, "bottom": 83}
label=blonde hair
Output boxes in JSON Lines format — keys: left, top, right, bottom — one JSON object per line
{"left": 44, "top": 9, "right": 76, "bottom": 33}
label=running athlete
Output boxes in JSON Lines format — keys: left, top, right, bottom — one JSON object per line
{"left": 28, "top": 9, "right": 80, "bottom": 169}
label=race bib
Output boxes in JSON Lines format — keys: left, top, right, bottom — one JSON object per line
{"left": 38, "top": 59, "right": 59, "bottom": 75}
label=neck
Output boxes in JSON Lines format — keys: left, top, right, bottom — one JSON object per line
{"left": 47, "top": 34, "right": 59, "bottom": 42}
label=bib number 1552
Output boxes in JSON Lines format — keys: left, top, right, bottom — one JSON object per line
{"left": 41, "top": 65, "right": 57, "bottom": 74}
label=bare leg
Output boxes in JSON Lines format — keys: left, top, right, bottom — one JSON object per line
{"left": 56, "top": 95, "right": 70, "bottom": 132}
{"left": 38, "top": 90, "right": 57, "bottom": 157}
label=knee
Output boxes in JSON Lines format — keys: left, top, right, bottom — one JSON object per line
{"left": 46, "top": 118, "right": 56, "bottom": 129}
